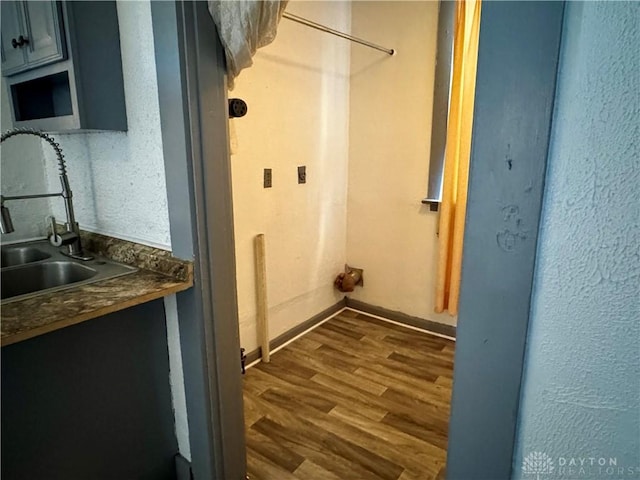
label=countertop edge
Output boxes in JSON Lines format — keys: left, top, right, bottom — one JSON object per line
{"left": 1, "top": 278, "right": 192, "bottom": 347}
{"left": 1, "top": 235, "right": 194, "bottom": 347}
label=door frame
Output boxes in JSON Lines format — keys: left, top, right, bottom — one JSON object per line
{"left": 151, "top": 1, "right": 565, "bottom": 479}
{"left": 151, "top": 2, "right": 245, "bottom": 479}
{"left": 446, "top": 2, "right": 565, "bottom": 478}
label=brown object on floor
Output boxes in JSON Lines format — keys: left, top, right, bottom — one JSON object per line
{"left": 243, "top": 311, "right": 454, "bottom": 480}
{"left": 334, "top": 265, "right": 364, "bottom": 293}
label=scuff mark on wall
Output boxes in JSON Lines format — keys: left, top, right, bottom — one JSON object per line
{"left": 497, "top": 204, "right": 529, "bottom": 252}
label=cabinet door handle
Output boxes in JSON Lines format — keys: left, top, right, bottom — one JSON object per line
{"left": 11, "top": 35, "right": 29, "bottom": 48}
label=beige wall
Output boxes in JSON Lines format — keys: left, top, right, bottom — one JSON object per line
{"left": 347, "top": 1, "right": 456, "bottom": 326}
{"left": 231, "top": 1, "right": 352, "bottom": 352}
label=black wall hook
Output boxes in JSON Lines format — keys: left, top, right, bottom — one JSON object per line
{"left": 228, "top": 98, "right": 248, "bottom": 118}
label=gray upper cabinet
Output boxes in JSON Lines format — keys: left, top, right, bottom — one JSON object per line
{"left": 1, "top": 1, "right": 66, "bottom": 76}
{"left": 1, "top": 2, "right": 27, "bottom": 73}
{"left": 2, "top": 1, "right": 126, "bottom": 132}
{"left": 23, "top": 2, "right": 66, "bottom": 67}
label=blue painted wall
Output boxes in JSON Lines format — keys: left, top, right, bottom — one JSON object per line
{"left": 514, "top": 2, "right": 640, "bottom": 478}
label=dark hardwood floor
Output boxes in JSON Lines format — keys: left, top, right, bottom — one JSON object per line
{"left": 243, "top": 310, "right": 455, "bottom": 480}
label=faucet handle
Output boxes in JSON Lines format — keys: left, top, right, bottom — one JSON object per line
{"left": 48, "top": 215, "right": 80, "bottom": 249}
{"left": 48, "top": 216, "right": 63, "bottom": 247}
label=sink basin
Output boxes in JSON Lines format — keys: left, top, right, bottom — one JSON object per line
{"left": 0, "top": 240, "right": 137, "bottom": 303}
{"left": 1, "top": 246, "right": 51, "bottom": 267}
{"left": 2, "top": 261, "right": 97, "bottom": 299}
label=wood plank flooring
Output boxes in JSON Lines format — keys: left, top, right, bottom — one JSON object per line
{"left": 243, "top": 310, "right": 455, "bottom": 480}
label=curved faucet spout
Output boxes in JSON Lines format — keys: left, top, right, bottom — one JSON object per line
{"left": 0, "top": 128, "right": 91, "bottom": 260}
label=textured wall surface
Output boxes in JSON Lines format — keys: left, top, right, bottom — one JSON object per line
{"left": 347, "top": 2, "right": 455, "bottom": 326}
{"left": 514, "top": 2, "right": 640, "bottom": 477}
{"left": 0, "top": 78, "right": 50, "bottom": 242}
{"left": 44, "top": 1, "right": 171, "bottom": 249}
{"left": 231, "top": 0, "right": 351, "bottom": 352}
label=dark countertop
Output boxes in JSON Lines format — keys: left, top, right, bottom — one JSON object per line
{"left": 1, "top": 232, "right": 193, "bottom": 347}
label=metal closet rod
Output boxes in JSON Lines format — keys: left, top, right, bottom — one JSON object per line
{"left": 282, "top": 12, "right": 395, "bottom": 56}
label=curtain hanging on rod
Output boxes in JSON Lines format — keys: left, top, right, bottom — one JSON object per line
{"left": 282, "top": 12, "right": 395, "bottom": 56}
{"left": 208, "top": 0, "right": 289, "bottom": 89}
{"left": 208, "top": 1, "right": 395, "bottom": 89}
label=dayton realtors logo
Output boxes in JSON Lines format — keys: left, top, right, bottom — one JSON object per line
{"left": 522, "top": 452, "right": 555, "bottom": 479}
{"left": 523, "top": 452, "right": 640, "bottom": 478}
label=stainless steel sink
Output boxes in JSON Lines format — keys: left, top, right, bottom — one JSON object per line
{"left": 1, "top": 240, "right": 137, "bottom": 303}
{"left": 2, "top": 261, "right": 97, "bottom": 299}
{"left": 1, "top": 245, "right": 51, "bottom": 267}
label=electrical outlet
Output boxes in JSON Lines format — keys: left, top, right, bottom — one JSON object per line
{"left": 264, "top": 168, "right": 272, "bottom": 188}
{"left": 298, "top": 166, "right": 306, "bottom": 184}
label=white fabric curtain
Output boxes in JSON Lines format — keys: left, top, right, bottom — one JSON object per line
{"left": 208, "top": 0, "right": 289, "bottom": 89}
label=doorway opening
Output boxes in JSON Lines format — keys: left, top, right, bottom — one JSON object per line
{"left": 229, "top": 2, "right": 459, "bottom": 478}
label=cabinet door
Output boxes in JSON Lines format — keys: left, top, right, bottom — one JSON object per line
{"left": 22, "top": 1, "right": 66, "bottom": 67}
{"left": 1, "top": 1, "right": 27, "bottom": 74}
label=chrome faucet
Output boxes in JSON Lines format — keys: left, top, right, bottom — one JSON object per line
{"left": 0, "top": 128, "right": 92, "bottom": 261}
